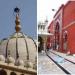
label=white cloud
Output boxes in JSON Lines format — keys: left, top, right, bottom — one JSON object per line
{"left": 37, "top": 0, "right": 68, "bottom": 24}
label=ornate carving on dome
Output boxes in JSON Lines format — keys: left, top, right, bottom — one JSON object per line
{"left": 5, "top": 50, "right": 15, "bottom": 64}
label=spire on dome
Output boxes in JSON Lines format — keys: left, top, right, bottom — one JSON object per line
{"left": 45, "top": 17, "right": 48, "bottom": 23}
{"left": 14, "top": 7, "right": 21, "bottom": 32}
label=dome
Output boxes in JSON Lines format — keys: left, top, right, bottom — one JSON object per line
{"left": 15, "top": 58, "right": 24, "bottom": 66}
{"left": 28, "top": 61, "right": 33, "bottom": 68}
{"left": 0, "top": 55, "right": 5, "bottom": 62}
{"left": 0, "top": 7, "right": 37, "bottom": 68}
{"left": 0, "top": 32, "right": 36, "bottom": 64}
{"left": 6, "top": 56, "right": 15, "bottom": 64}
{"left": 24, "top": 60, "right": 33, "bottom": 68}
{"left": 0, "top": 31, "right": 37, "bottom": 67}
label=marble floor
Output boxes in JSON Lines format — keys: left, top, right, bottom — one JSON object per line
{"left": 47, "top": 50, "right": 75, "bottom": 74}
{"left": 38, "top": 52, "right": 66, "bottom": 75}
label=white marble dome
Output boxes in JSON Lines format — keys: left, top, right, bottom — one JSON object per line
{"left": 0, "top": 32, "right": 37, "bottom": 64}
{"left": 0, "top": 7, "right": 37, "bottom": 68}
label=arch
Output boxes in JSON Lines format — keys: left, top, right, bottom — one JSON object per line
{"left": 10, "top": 72, "right": 17, "bottom": 75}
{"left": 38, "top": 36, "right": 43, "bottom": 52}
{"left": 55, "top": 22, "right": 60, "bottom": 32}
{"left": 20, "top": 74, "right": 24, "bottom": 75}
{"left": 54, "top": 22, "right": 60, "bottom": 50}
{"left": 0, "top": 69, "right": 7, "bottom": 75}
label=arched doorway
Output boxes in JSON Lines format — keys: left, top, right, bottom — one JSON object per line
{"left": 0, "top": 69, "right": 7, "bottom": 75}
{"left": 54, "top": 22, "right": 60, "bottom": 50}
{"left": 38, "top": 36, "right": 43, "bottom": 52}
{"left": 63, "top": 31, "right": 67, "bottom": 51}
{"left": 10, "top": 72, "right": 17, "bottom": 75}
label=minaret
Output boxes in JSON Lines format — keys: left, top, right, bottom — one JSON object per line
{"left": 45, "top": 18, "right": 48, "bottom": 25}
{"left": 14, "top": 7, "right": 21, "bottom": 32}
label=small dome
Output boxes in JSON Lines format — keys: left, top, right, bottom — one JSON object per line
{"left": 28, "top": 61, "right": 33, "bottom": 68}
{"left": 6, "top": 56, "right": 15, "bottom": 64}
{"left": 0, "top": 55, "right": 5, "bottom": 62}
{"left": 25, "top": 60, "right": 33, "bottom": 68}
{"left": 15, "top": 58, "right": 24, "bottom": 66}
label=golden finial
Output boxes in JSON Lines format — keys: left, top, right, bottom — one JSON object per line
{"left": 14, "top": 7, "right": 21, "bottom": 32}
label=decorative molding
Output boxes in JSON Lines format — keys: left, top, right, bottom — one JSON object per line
{"left": 62, "top": 21, "right": 75, "bottom": 30}
{"left": 21, "top": 32, "right": 29, "bottom": 60}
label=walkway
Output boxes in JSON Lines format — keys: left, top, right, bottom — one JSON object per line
{"left": 50, "top": 50, "right": 75, "bottom": 63}
{"left": 38, "top": 52, "right": 66, "bottom": 75}
{"left": 47, "top": 50, "right": 75, "bottom": 74}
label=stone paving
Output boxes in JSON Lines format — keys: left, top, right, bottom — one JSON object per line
{"left": 50, "top": 50, "right": 75, "bottom": 63}
{"left": 38, "top": 52, "right": 66, "bottom": 75}
{"left": 47, "top": 50, "right": 75, "bottom": 74}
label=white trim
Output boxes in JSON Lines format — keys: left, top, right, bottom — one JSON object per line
{"left": 53, "top": 8, "right": 63, "bottom": 49}
{"left": 62, "top": 21, "right": 75, "bottom": 30}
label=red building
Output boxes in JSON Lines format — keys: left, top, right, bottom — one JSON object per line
{"left": 47, "top": 21, "right": 54, "bottom": 49}
{"left": 48, "top": 1, "right": 75, "bottom": 54}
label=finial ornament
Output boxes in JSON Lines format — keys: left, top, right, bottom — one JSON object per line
{"left": 14, "top": 7, "right": 20, "bottom": 13}
{"left": 14, "top": 7, "right": 21, "bottom": 32}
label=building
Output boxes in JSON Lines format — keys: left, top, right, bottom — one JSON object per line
{"left": 38, "top": 19, "right": 48, "bottom": 52}
{"left": 48, "top": 1, "right": 75, "bottom": 54}
{"left": 38, "top": 19, "right": 53, "bottom": 52}
{"left": 47, "top": 21, "right": 54, "bottom": 49}
{"left": 0, "top": 7, "right": 37, "bottom": 75}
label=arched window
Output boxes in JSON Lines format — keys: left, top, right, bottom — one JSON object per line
{"left": 54, "top": 22, "right": 60, "bottom": 50}
{"left": 55, "top": 22, "right": 60, "bottom": 33}
{"left": 0, "top": 69, "right": 7, "bottom": 75}
{"left": 10, "top": 72, "right": 17, "bottom": 75}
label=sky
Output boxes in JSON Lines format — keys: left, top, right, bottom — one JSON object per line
{"left": 0, "top": 0, "right": 37, "bottom": 39}
{"left": 37, "top": 0, "right": 69, "bottom": 26}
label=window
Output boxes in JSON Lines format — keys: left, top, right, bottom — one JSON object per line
{"left": 0, "top": 69, "right": 7, "bottom": 75}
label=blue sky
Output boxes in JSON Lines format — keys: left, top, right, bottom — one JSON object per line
{"left": 0, "top": 0, "right": 37, "bottom": 39}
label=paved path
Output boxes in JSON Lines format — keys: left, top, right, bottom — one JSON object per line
{"left": 38, "top": 52, "right": 66, "bottom": 75}
{"left": 47, "top": 50, "right": 75, "bottom": 74}
{"left": 51, "top": 50, "right": 75, "bottom": 63}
